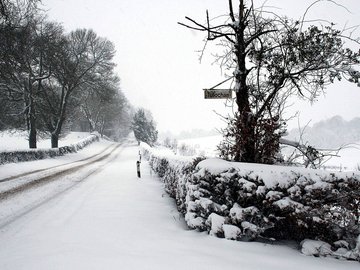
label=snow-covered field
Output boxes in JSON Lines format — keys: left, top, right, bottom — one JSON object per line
{"left": 0, "top": 132, "right": 358, "bottom": 269}
{"left": 0, "top": 130, "right": 92, "bottom": 151}
{"left": 179, "top": 135, "right": 360, "bottom": 171}
{"left": 322, "top": 143, "right": 360, "bottom": 171}
{"left": 178, "top": 135, "right": 222, "bottom": 157}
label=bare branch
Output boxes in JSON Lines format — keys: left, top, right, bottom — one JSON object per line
{"left": 228, "top": 0, "right": 236, "bottom": 22}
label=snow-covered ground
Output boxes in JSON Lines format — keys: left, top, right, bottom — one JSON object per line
{"left": 178, "top": 135, "right": 222, "bottom": 157}
{"left": 321, "top": 143, "right": 360, "bottom": 171}
{"left": 0, "top": 139, "right": 113, "bottom": 180}
{"left": 179, "top": 135, "right": 360, "bottom": 171}
{"left": 0, "top": 135, "right": 358, "bottom": 269}
{"left": 0, "top": 130, "right": 92, "bottom": 151}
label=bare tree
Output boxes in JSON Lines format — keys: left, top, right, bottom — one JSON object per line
{"left": 0, "top": 18, "right": 64, "bottom": 148}
{"left": 0, "top": 0, "right": 40, "bottom": 26}
{"left": 97, "top": 90, "right": 131, "bottom": 139}
{"left": 179, "top": 0, "right": 360, "bottom": 163}
{"left": 1, "top": 4, "right": 127, "bottom": 148}
{"left": 40, "top": 28, "right": 116, "bottom": 148}
{"left": 78, "top": 74, "right": 131, "bottom": 139}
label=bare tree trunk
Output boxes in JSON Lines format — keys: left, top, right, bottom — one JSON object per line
{"left": 51, "top": 87, "right": 69, "bottom": 148}
{"left": 233, "top": 0, "right": 256, "bottom": 162}
{"left": 28, "top": 79, "right": 37, "bottom": 149}
{"left": 28, "top": 106, "right": 37, "bottom": 148}
{"left": 28, "top": 47, "right": 47, "bottom": 149}
{"left": 51, "top": 132, "right": 59, "bottom": 148}
{"left": 51, "top": 114, "right": 65, "bottom": 148}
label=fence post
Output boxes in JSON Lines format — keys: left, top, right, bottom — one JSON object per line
{"left": 136, "top": 160, "right": 141, "bottom": 178}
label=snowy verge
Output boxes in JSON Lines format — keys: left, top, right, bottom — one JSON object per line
{"left": 0, "top": 134, "right": 99, "bottom": 165}
{"left": 141, "top": 142, "right": 360, "bottom": 261}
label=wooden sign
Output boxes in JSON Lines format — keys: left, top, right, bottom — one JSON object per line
{"left": 204, "top": 89, "right": 232, "bottom": 99}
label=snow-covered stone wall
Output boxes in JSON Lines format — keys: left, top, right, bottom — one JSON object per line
{"left": 141, "top": 143, "right": 360, "bottom": 261}
{"left": 0, "top": 134, "right": 99, "bottom": 165}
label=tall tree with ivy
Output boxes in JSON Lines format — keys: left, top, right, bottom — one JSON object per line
{"left": 179, "top": 0, "right": 360, "bottom": 163}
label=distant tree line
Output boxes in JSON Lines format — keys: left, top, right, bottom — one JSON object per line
{"left": 0, "top": 0, "right": 133, "bottom": 148}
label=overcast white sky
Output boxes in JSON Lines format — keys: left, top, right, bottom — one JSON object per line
{"left": 43, "top": 0, "right": 360, "bottom": 134}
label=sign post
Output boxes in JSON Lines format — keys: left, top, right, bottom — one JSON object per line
{"left": 203, "top": 76, "right": 234, "bottom": 100}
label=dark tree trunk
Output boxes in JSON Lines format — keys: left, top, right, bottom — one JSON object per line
{"left": 51, "top": 133, "right": 59, "bottom": 148}
{"left": 28, "top": 81, "right": 37, "bottom": 149}
{"left": 50, "top": 88, "right": 68, "bottom": 148}
{"left": 233, "top": 0, "right": 256, "bottom": 163}
{"left": 28, "top": 117, "right": 37, "bottom": 148}
{"left": 234, "top": 114, "right": 256, "bottom": 163}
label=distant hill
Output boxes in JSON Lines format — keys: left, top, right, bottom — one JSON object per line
{"left": 285, "top": 116, "right": 360, "bottom": 149}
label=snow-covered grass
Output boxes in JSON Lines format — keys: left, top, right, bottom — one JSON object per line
{"left": 0, "top": 142, "right": 359, "bottom": 269}
{"left": 0, "top": 131, "right": 100, "bottom": 165}
{"left": 0, "top": 130, "right": 93, "bottom": 151}
{"left": 0, "top": 139, "right": 114, "bottom": 180}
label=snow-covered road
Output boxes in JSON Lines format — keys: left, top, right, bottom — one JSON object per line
{"left": 0, "top": 143, "right": 121, "bottom": 198}
{"left": 0, "top": 142, "right": 358, "bottom": 269}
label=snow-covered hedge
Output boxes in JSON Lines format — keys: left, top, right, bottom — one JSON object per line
{"left": 141, "top": 143, "right": 196, "bottom": 213}
{"left": 0, "top": 134, "right": 99, "bottom": 165}
{"left": 141, "top": 143, "right": 360, "bottom": 261}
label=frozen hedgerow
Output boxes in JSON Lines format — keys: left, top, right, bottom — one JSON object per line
{"left": 142, "top": 144, "right": 360, "bottom": 261}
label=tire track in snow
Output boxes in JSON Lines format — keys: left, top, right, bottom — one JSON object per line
{"left": 0, "top": 143, "right": 116, "bottom": 183}
{"left": 0, "top": 143, "right": 122, "bottom": 201}
{"left": 0, "top": 142, "right": 125, "bottom": 229}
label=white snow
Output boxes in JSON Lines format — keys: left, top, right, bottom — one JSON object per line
{"left": 266, "top": 190, "right": 284, "bottom": 201}
{"left": 301, "top": 239, "right": 333, "bottom": 257}
{"left": 230, "top": 203, "right": 259, "bottom": 222}
{"left": 0, "top": 130, "right": 93, "bottom": 151}
{"left": 273, "top": 197, "right": 304, "bottom": 210}
{"left": 223, "top": 224, "right": 241, "bottom": 240}
{"left": 206, "top": 213, "right": 225, "bottom": 236}
{"left": 0, "top": 136, "right": 359, "bottom": 269}
{"left": 0, "top": 138, "right": 113, "bottom": 180}
{"left": 196, "top": 158, "right": 360, "bottom": 188}
{"left": 178, "top": 135, "right": 222, "bottom": 157}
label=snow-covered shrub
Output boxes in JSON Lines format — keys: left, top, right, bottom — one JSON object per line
{"left": 191, "top": 160, "right": 360, "bottom": 259}
{"left": 140, "top": 142, "right": 198, "bottom": 215}
{"left": 71, "top": 134, "right": 99, "bottom": 151}
{"left": 0, "top": 134, "right": 99, "bottom": 164}
{"left": 142, "top": 144, "right": 360, "bottom": 261}
{"left": 185, "top": 166, "right": 271, "bottom": 241}
{"left": 300, "top": 238, "right": 360, "bottom": 260}
{"left": 206, "top": 213, "right": 226, "bottom": 237}
{"left": 300, "top": 239, "right": 333, "bottom": 257}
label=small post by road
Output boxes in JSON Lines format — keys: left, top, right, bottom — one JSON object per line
{"left": 136, "top": 160, "right": 141, "bottom": 178}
